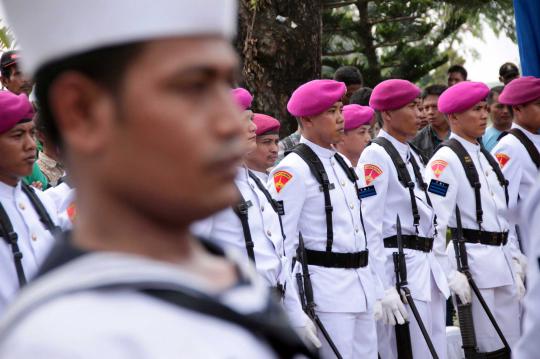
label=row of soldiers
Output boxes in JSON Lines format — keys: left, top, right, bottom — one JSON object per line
{"left": 0, "top": 1, "right": 539, "bottom": 358}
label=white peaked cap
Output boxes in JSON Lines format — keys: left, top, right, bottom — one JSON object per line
{"left": 2, "top": 0, "right": 237, "bottom": 76}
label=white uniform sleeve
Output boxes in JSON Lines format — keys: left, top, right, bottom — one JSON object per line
{"left": 282, "top": 265, "right": 308, "bottom": 327}
{"left": 358, "top": 147, "right": 392, "bottom": 290}
{"left": 267, "top": 159, "right": 307, "bottom": 261}
{"left": 425, "top": 151, "right": 459, "bottom": 280}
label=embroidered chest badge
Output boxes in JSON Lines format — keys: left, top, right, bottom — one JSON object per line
{"left": 495, "top": 153, "right": 510, "bottom": 168}
{"left": 364, "top": 164, "right": 383, "bottom": 185}
{"left": 273, "top": 171, "right": 293, "bottom": 193}
{"left": 431, "top": 160, "right": 448, "bottom": 178}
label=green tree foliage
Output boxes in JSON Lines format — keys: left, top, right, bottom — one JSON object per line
{"left": 0, "top": 20, "right": 13, "bottom": 50}
{"left": 322, "top": 0, "right": 515, "bottom": 87}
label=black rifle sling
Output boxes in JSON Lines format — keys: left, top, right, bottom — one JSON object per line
{"left": 290, "top": 144, "right": 334, "bottom": 252}
{"left": 440, "top": 139, "right": 484, "bottom": 230}
{"left": 21, "top": 183, "right": 59, "bottom": 235}
{"left": 333, "top": 153, "right": 369, "bottom": 248}
{"left": 0, "top": 201, "right": 27, "bottom": 287}
{"left": 408, "top": 154, "right": 439, "bottom": 237}
{"left": 247, "top": 170, "right": 287, "bottom": 255}
{"left": 232, "top": 188, "right": 256, "bottom": 264}
{"left": 507, "top": 128, "right": 540, "bottom": 169}
{"left": 371, "top": 137, "right": 421, "bottom": 233}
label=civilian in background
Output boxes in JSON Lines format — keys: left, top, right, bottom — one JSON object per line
{"left": 482, "top": 86, "right": 513, "bottom": 152}
{"left": 447, "top": 64, "right": 467, "bottom": 86}
{"left": 334, "top": 65, "right": 363, "bottom": 105}
{"left": 499, "top": 62, "right": 520, "bottom": 85}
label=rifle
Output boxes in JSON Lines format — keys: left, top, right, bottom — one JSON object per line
{"left": 393, "top": 215, "right": 439, "bottom": 359}
{"left": 296, "top": 232, "right": 343, "bottom": 358}
{"left": 452, "top": 206, "right": 511, "bottom": 358}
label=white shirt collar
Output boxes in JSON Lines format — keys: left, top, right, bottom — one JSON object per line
{"left": 378, "top": 129, "right": 411, "bottom": 160}
{"left": 0, "top": 180, "right": 21, "bottom": 199}
{"left": 449, "top": 132, "right": 481, "bottom": 153}
{"left": 299, "top": 136, "right": 336, "bottom": 159}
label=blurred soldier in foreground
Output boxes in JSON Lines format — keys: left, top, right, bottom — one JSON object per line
{"left": 0, "top": 1, "right": 314, "bottom": 358}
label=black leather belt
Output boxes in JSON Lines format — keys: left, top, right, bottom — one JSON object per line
{"left": 383, "top": 235, "right": 433, "bottom": 253}
{"left": 449, "top": 228, "right": 508, "bottom": 246}
{"left": 305, "top": 249, "right": 369, "bottom": 269}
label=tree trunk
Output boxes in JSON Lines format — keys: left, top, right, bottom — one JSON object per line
{"left": 237, "top": 0, "right": 322, "bottom": 137}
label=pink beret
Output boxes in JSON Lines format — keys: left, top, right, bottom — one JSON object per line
{"left": 499, "top": 76, "right": 540, "bottom": 105}
{"left": 370, "top": 79, "right": 420, "bottom": 111}
{"left": 231, "top": 88, "right": 253, "bottom": 111}
{"left": 343, "top": 104, "right": 374, "bottom": 131}
{"left": 287, "top": 79, "right": 346, "bottom": 117}
{"left": 0, "top": 91, "right": 34, "bottom": 134}
{"left": 438, "top": 81, "right": 489, "bottom": 114}
{"left": 253, "top": 113, "right": 280, "bottom": 136}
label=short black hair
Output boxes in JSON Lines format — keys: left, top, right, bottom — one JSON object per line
{"left": 487, "top": 85, "right": 504, "bottom": 105}
{"left": 499, "top": 62, "right": 519, "bottom": 78}
{"left": 333, "top": 66, "right": 363, "bottom": 86}
{"left": 422, "top": 84, "right": 447, "bottom": 99}
{"left": 349, "top": 87, "right": 372, "bottom": 106}
{"left": 34, "top": 42, "right": 144, "bottom": 147}
{"left": 447, "top": 65, "right": 467, "bottom": 80}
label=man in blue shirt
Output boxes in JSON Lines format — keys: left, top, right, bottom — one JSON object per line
{"left": 482, "top": 86, "right": 513, "bottom": 151}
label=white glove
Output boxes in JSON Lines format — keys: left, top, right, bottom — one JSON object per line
{"left": 381, "top": 287, "right": 409, "bottom": 326}
{"left": 514, "top": 254, "right": 527, "bottom": 282}
{"left": 373, "top": 300, "right": 383, "bottom": 321}
{"left": 298, "top": 318, "right": 322, "bottom": 349}
{"left": 449, "top": 271, "right": 472, "bottom": 304}
{"left": 513, "top": 258, "right": 526, "bottom": 300}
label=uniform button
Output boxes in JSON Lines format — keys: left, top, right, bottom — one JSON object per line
{"left": 491, "top": 191, "right": 494, "bottom": 197}
{"left": 341, "top": 180, "right": 346, "bottom": 187}
{"left": 31, "top": 234, "right": 37, "bottom": 241}
{"left": 261, "top": 205, "right": 265, "bottom": 212}
{"left": 18, "top": 202, "right": 25, "bottom": 210}
{"left": 330, "top": 160, "right": 335, "bottom": 166}
{"left": 355, "top": 228, "right": 359, "bottom": 233}
{"left": 349, "top": 203, "right": 354, "bottom": 210}
{"left": 266, "top": 230, "right": 272, "bottom": 237}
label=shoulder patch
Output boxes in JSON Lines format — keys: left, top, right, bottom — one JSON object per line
{"left": 495, "top": 153, "right": 510, "bottom": 168}
{"left": 273, "top": 170, "right": 293, "bottom": 193}
{"left": 431, "top": 160, "right": 448, "bottom": 178}
{"left": 66, "top": 202, "right": 77, "bottom": 222}
{"left": 428, "top": 179, "right": 449, "bottom": 197}
{"left": 359, "top": 185, "right": 377, "bottom": 199}
{"left": 364, "top": 164, "right": 383, "bottom": 185}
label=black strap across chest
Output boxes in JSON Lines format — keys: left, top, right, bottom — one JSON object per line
{"left": 437, "top": 138, "right": 509, "bottom": 229}
{"left": 289, "top": 143, "right": 366, "bottom": 252}
{"left": 0, "top": 183, "right": 59, "bottom": 288}
{"left": 370, "top": 137, "right": 436, "bottom": 234}
{"left": 232, "top": 189, "right": 256, "bottom": 265}
{"left": 501, "top": 128, "right": 540, "bottom": 169}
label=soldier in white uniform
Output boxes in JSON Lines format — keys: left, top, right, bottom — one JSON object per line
{"left": 492, "top": 76, "right": 540, "bottom": 256}
{"left": 515, "top": 179, "right": 540, "bottom": 358}
{"left": 0, "top": 91, "right": 59, "bottom": 315}
{"left": 426, "top": 81, "right": 523, "bottom": 353}
{"left": 193, "top": 98, "right": 320, "bottom": 348}
{"left": 358, "top": 79, "right": 450, "bottom": 359}
{"left": 334, "top": 104, "right": 373, "bottom": 168}
{"left": 268, "top": 79, "right": 382, "bottom": 358}
{"left": 0, "top": 1, "right": 316, "bottom": 358}
{"left": 246, "top": 113, "right": 281, "bottom": 180}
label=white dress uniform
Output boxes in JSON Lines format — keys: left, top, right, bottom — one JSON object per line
{"left": 358, "top": 129, "right": 449, "bottom": 359}
{"left": 44, "top": 181, "right": 75, "bottom": 231}
{"left": 192, "top": 166, "right": 306, "bottom": 328}
{"left": 491, "top": 123, "right": 540, "bottom": 255}
{"left": 425, "top": 133, "right": 521, "bottom": 352}
{"left": 0, "top": 244, "right": 284, "bottom": 359}
{"left": 0, "top": 181, "right": 58, "bottom": 315}
{"left": 515, "top": 180, "right": 540, "bottom": 358}
{"left": 268, "top": 136, "right": 380, "bottom": 359}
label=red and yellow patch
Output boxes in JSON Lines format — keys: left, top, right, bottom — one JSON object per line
{"left": 273, "top": 170, "right": 293, "bottom": 193}
{"left": 364, "top": 164, "right": 383, "bottom": 185}
{"left": 431, "top": 160, "right": 448, "bottom": 178}
{"left": 66, "top": 202, "right": 77, "bottom": 223}
{"left": 495, "top": 153, "right": 510, "bottom": 168}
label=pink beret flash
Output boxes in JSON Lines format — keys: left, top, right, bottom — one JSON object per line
{"left": 438, "top": 81, "right": 489, "bottom": 114}
{"left": 287, "top": 79, "right": 346, "bottom": 117}
{"left": 231, "top": 87, "right": 253, "bottom": 111}
{"left": 0, "top": 91, "right": 34, "bottom": 134}
{"left": 498, "top": 76, "right": 540, "bottom": 106}
{"left": 343, "top": 104, "right": 374, "bottom": 131}
{"left": 253, "top": 113, "right": 280, "bottom": 136}
{"left": 369, "top": 79, "right": 421, "bottom": 111}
